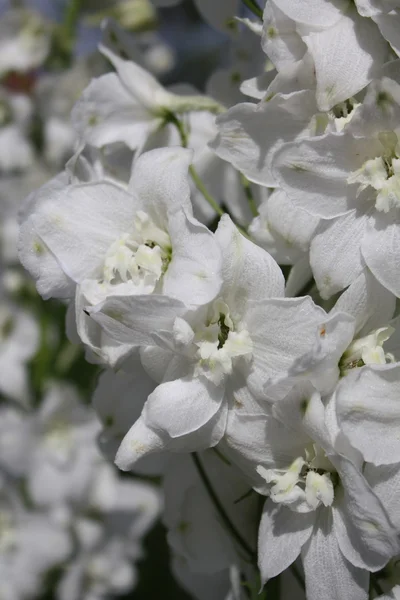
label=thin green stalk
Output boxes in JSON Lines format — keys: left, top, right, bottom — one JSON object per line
{"left": 240, "top": 173, "right": 258, "bottom": 217}
{"left": 189, "top": 165, "right": 225, "bottom": 217}
{"left": 241, "top": 0, "right": 263, "bottom": 20}
{"left": 191, "top": 452, "right": 257, "bottom": 563}
{"left": 168, "top": 112, "right": 251, "bottom": 237}
{"left": 62, "top": 0, "right": 82, "bottom": 57}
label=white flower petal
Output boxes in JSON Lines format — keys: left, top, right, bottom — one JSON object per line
{"left": 336, "top": 365, "right": 400, "bottom": 465}
{"left": 164, "top": 210, "right": 222, "bottom": 308}
{"left": 129, "top": 147, "right": 193, "bottom": 225}
{"left": 331, "top": 455, "right": 400, "bottom": 571}
{"left": 305, "top": 7, "right": 387, "bottom": 110}
{"left": 332, "top": 269, "right": 396, "bottom": 336}
{"left": 89, "top": 294, "right": 187, "bottom": 347}
{"left": 258, "top": 500, "right": 315, "bottom": 583}
{"left": 211, "top": 90, "right": 318, "bottom": 187}
{"left": 310, "top": 210, "right": 371, "bottom": 299}
{"left": 362, "top": 212, "right": 400, "bottom": 298}
{"left": 143, "top": 375, "right": 224, "bottom": 438}
{"left": 302, "top": 509, "right": 369, "bottom": 600}
{"left": 216, "top": 215, "right": 285, "bottom": 318}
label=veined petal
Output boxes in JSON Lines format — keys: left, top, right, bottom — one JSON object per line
{"left": 216, "top": 215, "right": 285, "bottom": 320}
{"left": 362, "top": 212, "right": 400, "bottom": 298}
{"left": 33, "top": 182, "right": 136, "bottom": 284}
{"left": 88, "top": 294, "right": 187, "bottom": 347}
{"left": 331, "top": 455, "right": 400, "bottom": 571}
{"left": 164, "top": 209, "right": 222, "bottom": 308}
{"left": 302, "top": 509, "right": 369, "bottom": 600}
{"left": 247, "top": 297, "right": 326, "bottom": 387}
{"left": 210, "top": 90, "right": 319, "bottom": 187}
{"left": 336, "top": 365, "right": 400, "bottom": 465}
{"left": 332, "top": 269, "right": 396, "bottom": 336}
{"left": 304, "top": 6, "right": 387, "bottom": 110}
{"left": 258, "top": 500, "right": 315, "bottom": 583}
{"left": 273, "top": 133, "right": 377, "bottom": 218}
{"left": 310, "top": 209, "right": 371, "bottom": 299}
{"left": 71, "top": 72, "right": 155, "bottom": 150}
{"left": 129, "top": 147, "right": 193, "bottom": 226}
{"left": 273, "top": 0, "right": 348, "bottom": 28}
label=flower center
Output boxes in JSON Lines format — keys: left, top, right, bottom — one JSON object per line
{"left": 331, "top": 97, "right": 359, "bottom": 132}
{"left": 195, "top": 299, "right": 253, "bottom": 385}
{"left": 340, "top": 326, "right": 395, "bottom": 375}
{"left": 82, "top": 211, "right": 172, "bottom": 304}
{"left": 257, "top": 444, "right": 337, "bottom": 512}
{"left": 348, "top": 130, "right": 400, "bottom": 212}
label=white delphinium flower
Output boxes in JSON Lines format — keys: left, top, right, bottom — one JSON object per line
{"left": 0, "top": 473, "right": 71, "bottom": 600}
{"left": 0, "top": 9, "right": 51, "bottom": 77}
{"left": 72, "top": 25, "right": 223, "bottom": 156}
{"left": 88, "top": 216, "right": 350, "bottom": 469}
{"left": 0, "top": 299, "right": 39, "bottom": 405}
{"left": 262, "top": 0, "right": 389, "bottom": 111}
{"left": 221, "top": 381, "right": 400, "bottom": 600}
{"left": 0, "top": 87, "right": 34, "bottom": 173}
{"left": 19, "top": 147, "right": 222, "bottom": 365}
{"left": 278, "top": 268, "right": 397, "bottom": 398}
{"left": 72, "top": 22, "right": 255, "bottom": 225}
{"left": 273, "top": 69, "right": 400, "bottom": 298}
{"left": 58, "top": 462, "right": 161, "bottom": 600}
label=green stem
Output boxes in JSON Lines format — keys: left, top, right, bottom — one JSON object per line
{"left": 189, "top": 165, "right": 225, "bottom": 217}
{"left": 168, "top": 112, "right": 251, "bottom": 237}
{"left": 240, "top": 173, "right": 258, "bottom": 217}
{"left": 241, "top": 0, "right": 263, "bottom": 20}
{"left": 62, "top": 0, "right": 82, "bottom": 56}
{"left": 191, "top": 452, "right": 257, "bottom": 563}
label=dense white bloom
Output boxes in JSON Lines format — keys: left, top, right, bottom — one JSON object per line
{"left": 262, "top": 0, "right": 389, "bottom": 110}
{"left": 19, "top": 147, "right": 222, "bottom": 364}
{"left": 87, "top": 216, "right": 353, "bottom": 471}
{"left": 221, "top": 382, "right": 400, "bottom": 600}
{"left": 273, "top": 69, "right": 400, "bottom": 297}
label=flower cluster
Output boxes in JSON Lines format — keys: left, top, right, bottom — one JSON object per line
{"left": 13, "top": 0, "right": 400, "bottom": 599}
